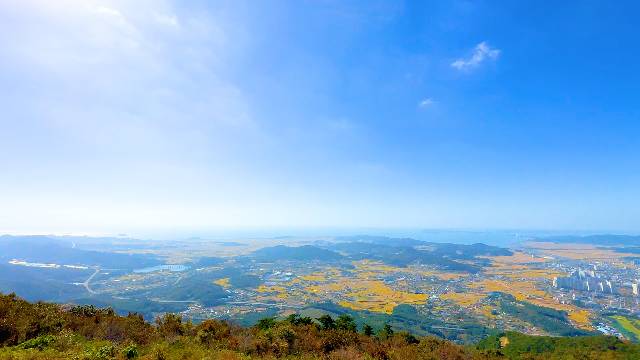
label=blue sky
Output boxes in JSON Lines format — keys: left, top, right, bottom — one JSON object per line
{"left": 1, "top": 1, "right": 639, "bottom": 234}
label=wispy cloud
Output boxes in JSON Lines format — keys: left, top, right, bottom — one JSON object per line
{"left": 0, "top": 0, "right": 255, "bottom": 138}
{"left": 0, "top": 0, "right": 268, "bottom": 231}
{"left": 155, "top": 13, "right": 179, "bottom": 27}
{"left": 418, "top": 98, "right": 435, "bottom": 108}
{"left": 95, "top": 6, "right": 123, "bottom": 18}
{"left": 451, "top": 41, "right": 500, "bottom": 71}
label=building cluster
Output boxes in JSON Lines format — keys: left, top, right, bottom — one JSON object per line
{"left": 553, "top": 269, "right": 615, "bottom": 294}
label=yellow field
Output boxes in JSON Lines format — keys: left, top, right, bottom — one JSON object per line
{"left": 480, "top": 305, "right": 496, "bottom": 319}
{"left": 503, "top": 269, "right": 565, "bottom": 281}
{"left": 213, "top": 277, "right": 230, "bottom": 288}
{"left": 472, "top": 250, "right": 595, "bottom": 328}
{"left": 568, "top": 310, "right": 591, "bottom": 327}
{"left": 299, "top": 274, "right": 326, "bottom": 282}
{"left": 246, "top": 253, "right": 594, "bottom": 329}
{"left": 541, "top": 249, "right": 633, "bottom": 261}
{"left": 485, "top": 251, "right": 548, "bottom": 265}
{"left": 611, "top": 316, "right": 640, "bottom": 340}
{"left": 305, "top": 274, "right": 428, "bottom": 313}
{"left": 440, "top": 292, "right": 485, "bottom": 307}
{"left": 417, "top": 270, "right": 469, "bottom": 280}
{"left": 251, "top": 262, "right": 432, "bottom": 314}
{"left": 335, "top": 281, "right": 427, "bottom": 313}
{"left": 525, "top": 242, "right": 635, "bottom": 261}
{"left": 438, "top": 274, "right": 593, "bottom": 330}
{"left": 466, "top": 279, "right": 592, "bottom": 329}
{"left": 256, "top": 285, "right": 286, "bottom": 293}
{"left": 353, "top": 260, "right": 403, "bottom": 273}
{"left": 469, "top": 279, "right": 534, "bottom": 301}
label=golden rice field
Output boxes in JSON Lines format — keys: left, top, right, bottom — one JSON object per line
{"left": 213, "top": 277, "right": 230, "bottom": 288}
{"left": 353, "top": 260, "right": 403, "bottom": 273}
{"left": 436, "top": 252, "right": 594, "bottom": 330}
{"left": 484, "top": 251, "right": 549, "bottom": 265}
{"left": 480, "top": 305, "right": 496, "bottom": 319}
{"left": 503, "top": 270, "right": 565, "bottom": 280}
{"left": 256, "top": 285, "right": 287, "bottom": 293}
{"left": 299, "top": 274, "right": 326, "bottom": 282}
{"left": 251, "top": 262, "right": 432, "bottom": 314}
{"left": 525, "top": 242, "right": 635, "bottom": 261}
{"left": 305, "top": 264, "right": 430, "bottom": 313}
{"left": 568, "top": 310, "right": 591, "bottom": 327}
{"left": 249, "top": 254, "right": 593, "bottom": 329}
{"left": 339, "top": 279, "right": 428, "bottom": 313}
{"left": 463, "top": 278, "right": 593, "bottom": 329}
{"left": 440, "top": 292, "right": 485, "bottom": 307}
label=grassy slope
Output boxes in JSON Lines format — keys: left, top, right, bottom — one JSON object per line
{"left": 610, "top": 315, "right": 640, "bottom": 342}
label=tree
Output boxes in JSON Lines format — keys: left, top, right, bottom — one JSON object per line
{"left": 335, "top": 314, "right": 356, "bottom": 332}
{"left": 383, "top": 323, "right": 393, "bottom": 335}
{"left": 402, "top": 332, "right": 419, "bottom": 344}
{"left": 317, "top": 314, "right": 335, "bottom": 330}
{"left": 298, "top": 316, "right": 314, "bottom": 325}
{"left": 363, "top": 324, "right": 374, "bottom": 336}
{"left": 378, "top": 323, "right": 394, "bottom": 339}
{"left": 155, "top": 313, "right": 184, "bottom": 340}
{"left": 197, "top": 319, "right": 231, "bottom": 344}
{"left": 286, "top": 314, "right": 300, "bottom": 324}
{"left": 286, "top": 313, "right": 313, "bottom": 326}
{"left": 256, "top": 317, "right": 277, "bottom": 330}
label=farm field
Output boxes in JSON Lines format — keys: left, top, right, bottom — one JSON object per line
{"left": 610, "top": 316, "right": 640, "bottom": 342}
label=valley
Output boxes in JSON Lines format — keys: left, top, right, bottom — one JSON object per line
{"left": 3, "top": 233, "right": 640, "bottom": 344}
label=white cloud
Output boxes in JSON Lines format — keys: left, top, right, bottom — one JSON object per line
{"left": 0, "top": 1, "right": 263, "bottom": 229}
{"left": 451, "top": 41, "right": 500, "bottom": 71}
{"left": 155, "top": 13, "right": 179, "bottom": 27}
{"left": 418, "top": 98, "right": 434, "bottom": 108}
{"left": 0, "top": 0, "right": 254, "bottom": 140}
{"left": 95, "top": 6, "right": 123, "bottom": 18}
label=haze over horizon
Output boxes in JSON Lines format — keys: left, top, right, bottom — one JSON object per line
{"left": 2, "top": 1, "right": 639, "bottom": 234}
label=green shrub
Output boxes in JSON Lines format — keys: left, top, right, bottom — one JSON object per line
{"left": 122, "top": 344, "right": 138, "bottom": 359}
{"left": 18, "top": 334, "right": 55, "bottom": 350}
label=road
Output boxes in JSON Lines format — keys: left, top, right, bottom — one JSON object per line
{"left": 83, "top": 268, "right": 100, "bottom": 294}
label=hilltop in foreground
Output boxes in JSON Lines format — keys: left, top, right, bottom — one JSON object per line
{"left": 1, "top": 293, "right": 640, "bottom": 360}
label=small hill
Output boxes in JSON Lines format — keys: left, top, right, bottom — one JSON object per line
{"left": 329, "top": 242, "right": 482, "bottom": 272}
{"left": 335, "top": 235, "right": 427, "bottom": 247}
